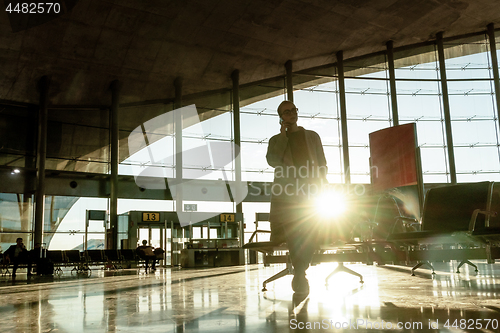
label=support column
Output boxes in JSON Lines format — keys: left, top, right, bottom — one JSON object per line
{"left": 336, "top": 51, "right": 350, "bottom": 184}
{"left": 174, "top": 78, "right": 183, "bottom": 214}
{"left": 231, "top": 70, "right": 242, "bottom": 214}
{"left": 21, "top": 108, "right": 36, "bottom": 241}
{"left": 285, "top": 60, "right": 293, "bottom": 102}
{"left": 34, "top": 75, "right": 50, "bottom": 247}
{"left": 436, "top": 32, "right": 457, "bottom": 184}
{"left": 386, "top": 41, "right": 399, "bottom": 126}
{"left": 109, "top": 80, "right": 120, "bottom": 249}
{"left": 487, "top": 24, "right": 500, "bottom": 132}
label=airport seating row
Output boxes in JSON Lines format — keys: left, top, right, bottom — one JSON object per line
{"left": 1, "top": 249, "right": 142, "bottom": 277}
{"left": 384, "top": 181, "right": 500, "bottom": 275}
{"left": 244, "top": 181, "right": 500, "bottom": 291}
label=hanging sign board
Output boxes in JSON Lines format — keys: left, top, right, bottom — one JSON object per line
{"left": 142, "top": 212, "right": 160, "bottom": 222}
{"left": 220, "top": 213, "right": 235, "bottom": 223}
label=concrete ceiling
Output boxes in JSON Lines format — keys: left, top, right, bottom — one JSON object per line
{"left": 1, "top": 0, "right": 499, "bottom": 107}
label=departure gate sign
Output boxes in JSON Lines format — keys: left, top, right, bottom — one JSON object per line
{"left": 220, "top": 213, "right": 235, "bottom": 223}
{"left": 143, "top": 212, "right": 160, "bottom": 222}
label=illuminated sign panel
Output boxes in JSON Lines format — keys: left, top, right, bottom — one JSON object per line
{"left": 142, "top": 212, "right": 160, "bottom": 222}
{"left": 220, "top": 213, "right": 235, "bottom": 223}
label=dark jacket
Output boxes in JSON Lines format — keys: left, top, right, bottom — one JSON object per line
{"left": 266, "top": 127, "right": 328, "bottom": 224}
{"left": 136, "top": 245, "right": 155, "bottom": 259}
{"left": 4, "top": 244, "right": 28, "bottom": 261}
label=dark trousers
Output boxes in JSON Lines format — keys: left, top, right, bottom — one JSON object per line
{"left": 271, "top": 199, "right": 319, "bottom": 276}
{"left": 272, "top": 217, "right": 318, "bottom": 276}
{"left": 12, "top": 253, "right": 32, "bottom": 275}
{"left": 144, "top": 255, "right": 156, "bottom": 271}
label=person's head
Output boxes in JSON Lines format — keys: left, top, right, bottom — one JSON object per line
{"left": 16, "top": 238, "right": 23, "bottom": 246}
{"left": 277, "top": 100, "right": 298, "bottom": 125}
{"left": 142, "top": 240, "right": 148, "bottom": 245}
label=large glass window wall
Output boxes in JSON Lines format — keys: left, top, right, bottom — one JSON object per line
{"left": 394, "top": 44, "right": 450, "bottom": 183}
{"left": 444, "top": 34, "right": 500, "bottom": 182}
{"left": 293, "top": 75, "right": 343, "bottom": 183}
{"left": 239, "top": 77, "right": 286, "bottom": 182}
{"left": 46, "top": 108, "right": 111, "bottom": 174}
{"left": 182, "top": 91, "right": 233, "bottom": 182}
{"left": 239, "top": 78, "right": 286, "bottom": 240}
{"left": 120, "top": 103, "right": 175, "bottom": 179}
{"left": 345, "top": 54, "right": 392, "bottom": 183}
{"left": 48, "top": 197, "right": 107, "bottom": 250}
{"left": 48, "top": 198, "right": 172, "bottom": 250}
{"left": 0, "top": 193, "right": 33, "bottom": 252}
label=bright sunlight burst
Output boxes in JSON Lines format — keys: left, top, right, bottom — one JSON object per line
{"left": 315, "top": 190, "right": 347, "bottom": 218}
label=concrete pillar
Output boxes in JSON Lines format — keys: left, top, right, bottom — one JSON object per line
{"left": 22, "top": 107, "right": 36, "bottom": 241}
{"left": 336, "top": 51, "right": 350, "bottom": 184}
{"left": 231, "top": 70, "right": 243, "bottom": 214}
{"left": 109, "top": 80, "right": 121, "bottom": 249}
{"left": 34, "top": 75, "right": 50, "bottom": 247}
{"left": 386, "top": 41, "right": 399, "bottom": 126}
{"left": 285, "top": 60, "right": 293, "bottom": 102}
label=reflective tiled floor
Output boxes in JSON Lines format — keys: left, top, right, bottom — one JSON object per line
{"left": 1, "top": 261, "right": 500, "bottom": 332}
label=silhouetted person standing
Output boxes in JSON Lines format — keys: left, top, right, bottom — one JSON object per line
{"left": 267, "top": 100, "right": 327, "bottom": 294}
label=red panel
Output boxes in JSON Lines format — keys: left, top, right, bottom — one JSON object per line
{"left": 369, "top": 123, "right": 418, "bottom": 192}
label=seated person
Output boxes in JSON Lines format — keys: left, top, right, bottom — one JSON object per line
{"left": 136, "top": 240, "right": 156, "bottom": 272}
{"left": 154, "top": 247, "right": 165, "bottom": 257}
{"left": 154, "top": 247, "right": 165, "bottom": 264}
{"left": 4, "top": 238, "right": 32, "bottom": 277}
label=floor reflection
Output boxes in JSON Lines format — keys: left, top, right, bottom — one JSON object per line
{"left": 0, "top": 262, "right": 499, "bottom": 332}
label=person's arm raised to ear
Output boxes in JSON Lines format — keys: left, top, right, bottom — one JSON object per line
{"left": 266, "top": 133, "right": 288, "bottom": 168}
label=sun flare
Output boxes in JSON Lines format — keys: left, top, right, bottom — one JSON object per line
{"left": 315, "top": 190, "right": 347, "bottom": 218}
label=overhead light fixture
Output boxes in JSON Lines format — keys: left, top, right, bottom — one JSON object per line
{"left": 11, "top": 169, "right": 20, "bottom": 175}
